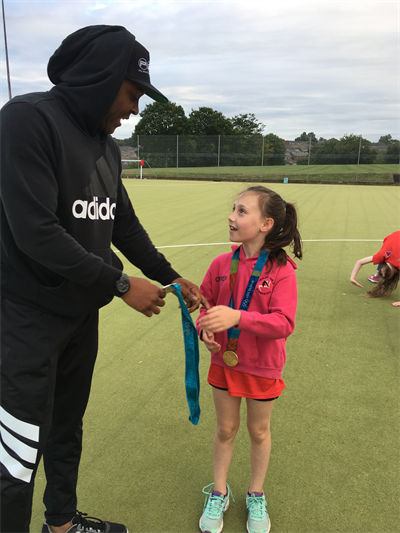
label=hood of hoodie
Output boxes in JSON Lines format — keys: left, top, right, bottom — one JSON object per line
{"left": 48, "top": 25, "right": 135, "bottom": 137}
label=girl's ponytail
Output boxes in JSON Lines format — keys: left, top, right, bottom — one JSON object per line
{"left": 282, "top": 202, "right": 303, "bottom": 260}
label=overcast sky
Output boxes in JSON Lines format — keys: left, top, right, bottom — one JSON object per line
{"left": 1, "top": 0, "right": 398, "bottom": 142}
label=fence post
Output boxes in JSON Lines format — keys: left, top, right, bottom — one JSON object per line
{"left": 306, "top": 135, "right": 311, "bottom": 183}
{"left": 261, "top": 136, "right": 264, "bottom": 180}
{"left": 137, "top": 135, "right": 140, "bottom": 177}
{"left": 217, "top": 135, "right": 220, "bottom": 179}
{"left": 177, "top": 135, "right": 179, "bottom": 178}
{"left": 356, "top": 135, "right": 362, "bottom": 182}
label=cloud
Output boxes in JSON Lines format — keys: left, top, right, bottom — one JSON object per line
{"left": 85, "top": 2, "right": 108, "bottom": 14}
{"left": 1, "top": 0, "right": 398, "bottom": 141}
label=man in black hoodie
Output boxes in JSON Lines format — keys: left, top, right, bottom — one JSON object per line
{"left": 0, "top": 26, "right": 206, "bottom": 533}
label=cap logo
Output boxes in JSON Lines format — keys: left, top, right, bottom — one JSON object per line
{"left": 138, "top": 58, "right": 149, "bottom": 73}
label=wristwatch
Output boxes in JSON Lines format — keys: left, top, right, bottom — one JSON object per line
{"left": 113, "top": 273, "right": 130, "bottom": 297}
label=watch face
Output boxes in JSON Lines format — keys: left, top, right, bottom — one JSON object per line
{"left": 115, "top": 274, "right": 130, "bottom": 296}
{"left": 119, "top": 280, "right": 129, "bottom": 293}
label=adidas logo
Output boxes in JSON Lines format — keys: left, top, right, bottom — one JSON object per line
{"left": 72, "top": 156, "right": 117, "bottom": 220}
{"left": 72, "top": 196, "right": 116, "bottom": 220}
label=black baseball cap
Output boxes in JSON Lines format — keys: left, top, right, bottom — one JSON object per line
{"left": 126, "top": 40, "right": 168, "bottom": 104}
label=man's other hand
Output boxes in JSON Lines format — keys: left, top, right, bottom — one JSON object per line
{"left": 122, "top": 277, "right": 166, "bottom": 317}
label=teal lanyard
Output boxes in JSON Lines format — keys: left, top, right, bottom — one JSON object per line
{"left": 171, "top": 283, "right": 200, "bottom": 425}
{"left": 226, "top": 247, "right": 269, "bottom": 351}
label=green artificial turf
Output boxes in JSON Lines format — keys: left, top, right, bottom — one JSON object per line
{"left": 30, "top": 182, "right": 399, "bottom": 532}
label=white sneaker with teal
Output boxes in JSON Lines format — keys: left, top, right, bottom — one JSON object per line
{"left": 199, "top": 483, "right": 234, "bottom": 533}
{"left": 246, "top": 491, "right": 271, "bottom": 533}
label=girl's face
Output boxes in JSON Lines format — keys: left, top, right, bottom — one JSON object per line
{"left": 228, "top": 193, "right": 273, "bottom": 248}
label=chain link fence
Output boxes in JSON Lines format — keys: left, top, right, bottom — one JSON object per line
{"left": 120, "top": 135, "right": 399, "bottom": 184}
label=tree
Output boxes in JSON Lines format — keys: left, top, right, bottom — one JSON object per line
{"left": 188, "top": 107, "right": 234, "bottom": 136}
{"left": 219, "top": 114, "right": 265, "bottom": 167}
{"left": 184, "top": 108, "right": 233, "bottom": 167}
{"left": 295, "top": 132, "right": 318, "bottom": 146}
{"left": 263, "top": 133, "right": 286, "bottom": 166}
{"left": 373, "top": 149, "right": 387, "bottom": 165}
{"left": 310, "top": 138, "right": 339, "bottom": 164}
{"left": 306, "top": 135, "right": 375, "bottom": 165}
{"left": 386, "top": 140, "right": 400, "bottom": 164}
{"left": 113, "top": 137, "right": 133, "bottom": 147}
{"left": 379, "top": 134, "right": 394, "bottom": 145}
{"left": 230, "top": 113, "right": 264, "bottom": 136}
{"left": 337, "top": 134, "right": 374, "bottom": 164}
{"left": 133, "top": 102, "right": 189, "bottom": 167}
{"left": 134, "top": 101, "right": 189, "bottom": 135}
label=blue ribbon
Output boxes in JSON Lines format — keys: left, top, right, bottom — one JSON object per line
{"left": 227, "top": 248, "right": 269, "bottom": 340}
{"left": 171, "top": 283, "right": 201, "bottom": 425}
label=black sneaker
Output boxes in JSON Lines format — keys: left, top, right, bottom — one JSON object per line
{"left": 42, "top": 512, "right": 128, "bottom": 533}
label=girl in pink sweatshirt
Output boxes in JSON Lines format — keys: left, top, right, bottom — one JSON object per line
{"left": 196, "top": 186, "right": 302, "bottom": 533}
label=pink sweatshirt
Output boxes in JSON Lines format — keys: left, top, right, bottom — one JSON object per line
{"left": 197, "top": 245, "right": 298, "bottom": 379}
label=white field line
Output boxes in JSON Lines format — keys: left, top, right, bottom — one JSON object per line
{"left": 157, "top": 239, "right": 382, "bottom": 249}
{"left": 114, "top": 239, "right": 381, "bottom": 252}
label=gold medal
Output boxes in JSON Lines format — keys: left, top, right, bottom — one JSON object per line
{"left": 223, "top": 350, "right": 239, "bottom": 367}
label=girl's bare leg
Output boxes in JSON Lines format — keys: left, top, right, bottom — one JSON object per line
{"left": 212, "top": 387, "right": 241, "bottom": 494}
{"left": 246, "top": 398, "right": 275, "bottom": 494}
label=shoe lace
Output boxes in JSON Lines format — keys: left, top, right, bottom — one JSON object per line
{"left": 76, "top": 511, "right": 105, "bottom": 533}
{"left": 247, "top": 495, "right": 267, "bottom": 520}
{"left": 202, "top": 483, "right": 235, "bottom": 519}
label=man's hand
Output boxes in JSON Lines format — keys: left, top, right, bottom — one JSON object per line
{"left": 121, "top": 277, "right": 166, "bottom": 317}
{"left": 202, "top": 330, "right": 221, "bottom": 353}
{"left": 172, "top": 277, "right": 210, "bottom": 313}
{"left": 199, "top": 306, "right": 241, "bottom": 333}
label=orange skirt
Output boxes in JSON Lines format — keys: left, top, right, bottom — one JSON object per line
{"left": 207, "top": 363, "right": 285, "bottom": 400}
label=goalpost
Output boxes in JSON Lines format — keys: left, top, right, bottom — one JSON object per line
{"left": 121, "top": 159, "right": 144, "bottom": 179}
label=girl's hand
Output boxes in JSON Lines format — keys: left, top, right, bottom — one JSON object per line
{"left": 203, "top": 330, "right": 221, "bottom": 353}
{"left": 199, "top": 306, "right": 241, "bottom": 333}
{"left": 350, "top": 278, "right": 364, "bottom": 288}
{"left": 350, "top": 257, "right": 373, "bottom": 289}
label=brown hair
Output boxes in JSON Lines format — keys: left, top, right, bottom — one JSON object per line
{"left": 238, "top": 186, "right": 302, "bottom": 270}
{"left": 366, "top": 263, "right": 399, "bottom": 298}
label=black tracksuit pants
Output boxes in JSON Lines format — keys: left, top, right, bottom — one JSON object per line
{"left": 0, "top": 297, "right": 99, "bottom": 532}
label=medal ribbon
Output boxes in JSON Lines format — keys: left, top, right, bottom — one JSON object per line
{"left": 171, "top": 283, "right": 201, "bottom": 425}
{"left": 226, "top": 247, "right": 270, "bottom": 353}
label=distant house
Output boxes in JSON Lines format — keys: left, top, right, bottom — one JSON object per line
{"left": 284, "top": 141, "right": 309, "bottom": 165}
{"left": 120, "top": 146, "right": 139, "bottom": 167}
{"left": 284, "top": 140, "right": 310, "bottom": 150}
{"left": 370, "top": 142, "right": 387, "bottom": 150}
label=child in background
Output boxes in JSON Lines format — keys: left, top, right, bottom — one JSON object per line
{"left": 350, "top": 231, "right": 400, "bottom": 307}
{"left": 196, "top": 186, "right": 302, "bottom": 533}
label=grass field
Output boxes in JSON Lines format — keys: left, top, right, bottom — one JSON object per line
{"left": 123, "top": 163, "right": 399, "bottom": 183}
{"left": 31, "top": 182, "right": 399, "bottom": 533}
